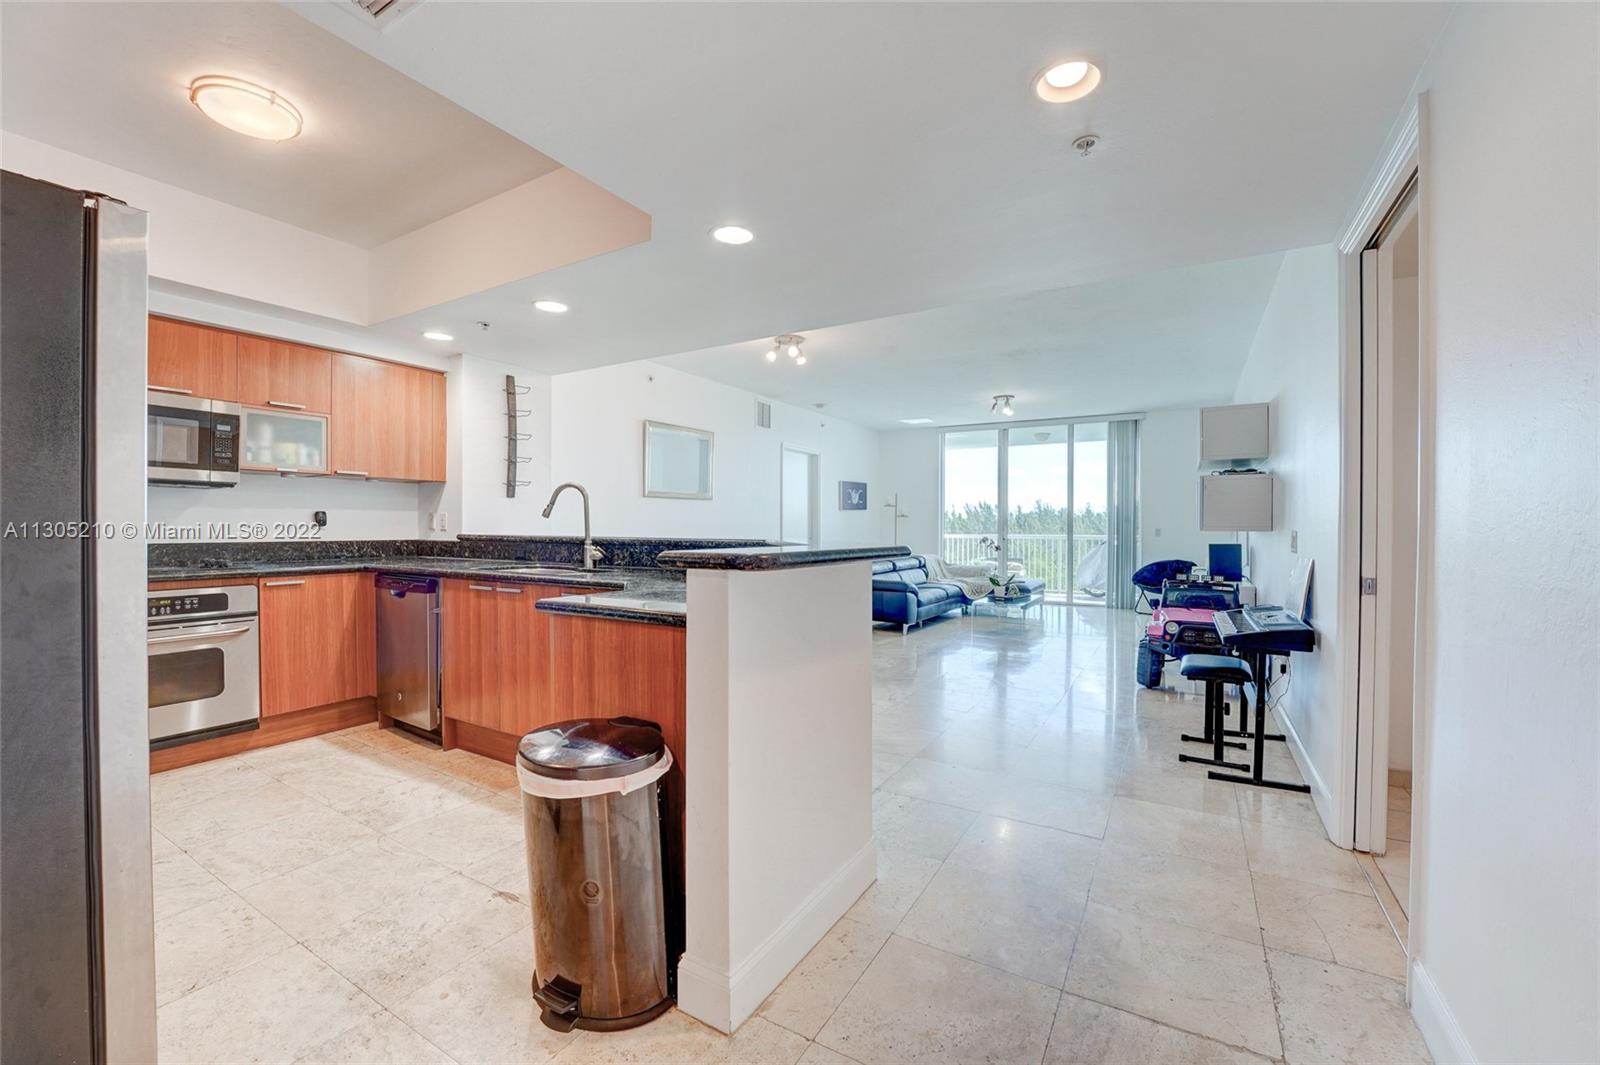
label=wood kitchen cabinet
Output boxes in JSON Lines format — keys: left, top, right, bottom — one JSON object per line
{"left": 330, "top": 353, "right": 446, "bottom": 482}
{"left": 441, "top": 580, "right": 597, "bottom": 737}
{"left": 148, "top": 316, "right": 237, "bottom": 400}
{"left": 237, "top": 335, "right": 331, "bottom": 413}
{"left": 258, "top": 572, "right": 376, "bottom": 716}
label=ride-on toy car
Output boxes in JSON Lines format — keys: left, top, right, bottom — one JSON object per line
{"left": 1136, "top": 579, "right": 1240, "bottom": 688}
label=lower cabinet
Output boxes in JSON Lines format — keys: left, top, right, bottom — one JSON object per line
{"left": 258, "top": 572, "right": 376, "bottom": 716}
{"left": 441, "top": 579, "right": 591, "bottom": 737}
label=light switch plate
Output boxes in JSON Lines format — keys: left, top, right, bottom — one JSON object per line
{"left": 436, "top": 511, "right": 448, "bottom": 531}
{"left": 1290, "top": 530, "right": 1298, "bottom": 552}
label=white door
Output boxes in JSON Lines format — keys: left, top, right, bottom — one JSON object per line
{"left": 781, "top": 446, "right": 819, "bottom": 545}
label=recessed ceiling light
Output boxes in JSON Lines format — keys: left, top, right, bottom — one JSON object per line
{"left": 711, "top": 225, "right": 754, "bottom": 245}
{"left": 189, "top": 75, "right": 303, "bottom": 141}
{"left": 1033, "top": 60, "right": 1101, "bottom": 103}
{"left": 899, "top": 418, "right": 934, "bottom": 425}
{"left": 422, "top": 330, "right": 454, "bottom": 342}
{"left": 533, "top": 300, "right": 568, "bottom": 314}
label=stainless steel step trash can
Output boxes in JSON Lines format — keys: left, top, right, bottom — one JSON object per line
{"left": 517, "top": 717, "right": 674, "bottom": 1032}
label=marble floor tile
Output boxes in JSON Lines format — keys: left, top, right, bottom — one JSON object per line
{"left": 1065, "top": 903, "right": 1282, "bottom": 1059}
{"left": 1103, "top": 797, "right": 1247, "bottom": 867}
{"left": 395, "top": 793, "right": 525, "bottom": 871}
{"left": 434, "top": 749, "right": 520, "bottom": 791}
{"left": 870, "top": 792, "right": 977, "bottom": 861}
{"left": 154, "top": 892, "right": 294, "bottom": 1006}
{"left": 153, "top": 779, "right": 328, "bottom": 851}
{"left": 185, "top": 805, "right": 378, "bottom": 890}
{"left": 1044, "top": 994, "right": 1270, "bottom": 1064}
{"left": 294, "top": 1008, "right": 456, "bottom": 1064}
{"left": 871, "top": 720, "right": 945, "bottom": 760}
{"left": 461, "top": 839, "right": 534, "bottom": 905}
{"left": 152, "top": 841, "right": 230, "bottom": 923}
{"left": 330, "top": 768, "right": 497, "bottom": 834}
{"left": 759, "top": 917, "right": 892, "bottom": 1038}
{"left": 1376, "top": 840, "right": 1411, "bottom": 883}
{"left": 879, "top": 757, "right": 1001, "bottom": 811}
{"left": 1252, "top": 871, "right": 1406, "bottom": 980}
{"left": 984, "top": 775, "right": 1115, "bottom": 838}
{"left": 816, "top": 935, "right": 1059, "bottom": 1065}
{"left": 1088, "top": 844, "right": 1261, "bottom": 945}
{"left": 944, "top": 815, "right": 1101, "bottom": 893}
{"left": 871, "top": 750, "right": 912, "bottom": 788}
{"left": 1115, "top": 761, "right": 1241, "bottom": 818}
{"left": 1243, "top": 822, "right": 1370, "bottom": 895}
{"left": 1268, "top": 949, "right": 1431, "bottom": 1064}
{"left": 240, "top": 836, "right": 457, "bottom": 943}
{"left": 150, "top": 758, "right": 279, "bottom": 817}
{"left": 897, "top": 860, "right": 1086, "bottom": 986}
{"left": 555, "top": 1012, "right": 809, "bottom": 1064}
{"left": 157, "top": 946, "right": 375, "bottom": 1064}
{"left": 844, "top": 846, "right": 945, "bottom": 932}
{"left": 306, "top": 872, "right": 530, "bottom": 1009}
{"left": 1234, "top": 785, "right": 1327, "bottom": 834}
{"left": 391, "top": 930, "right": 576, "bottom": 1065}
{"left": 798, "top": 1042, "right": 863, "bottom": 1064}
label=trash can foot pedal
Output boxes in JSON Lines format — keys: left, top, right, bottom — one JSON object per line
{"left": 533, "top": 975, "right": 582, "bottom": 1032}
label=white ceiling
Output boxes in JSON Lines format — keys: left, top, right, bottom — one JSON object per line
{"left": 660, "top": 251, "right": 1287, "bottom": 429}
{"left": 294, "top": 2, "right": 1448, "bottom": 369}
{"left": 0, "top": 1, "right": 561, "bottom": 247}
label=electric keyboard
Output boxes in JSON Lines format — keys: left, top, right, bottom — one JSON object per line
{"left": 1214, "top": 606, "right": 1315, "bottom": 655}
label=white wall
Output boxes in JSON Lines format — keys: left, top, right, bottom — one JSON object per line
{"left": 1138, "top": 407, "right": 1226, "bottom": 569}
{"left": 1407, "top": 6, "right": 1598, "bottom": 1063}
{"left": 148, "top": 476, "right": 424, "bottom": 542}
{"left": 435, "top": 352, "right": 554, "bottom": 539}
{"left": 545, "top": 362, "right": 882, "bottom": 543}
{"left": 1230, "top": 244, "right": 1345, "bottom": 812}
{"left": 876, "top": 429, "right": 941, "bottom": 553}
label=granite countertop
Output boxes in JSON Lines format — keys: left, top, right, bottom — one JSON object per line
{"left": 656, "top": 543, "right": 911, "bottom": 570}
{"left": 148, "top": 557, "right": 688, "bottom": 626}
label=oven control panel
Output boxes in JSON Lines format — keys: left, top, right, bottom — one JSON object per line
{"left": 148, "top": 592, "right": 231, "bottom": 620}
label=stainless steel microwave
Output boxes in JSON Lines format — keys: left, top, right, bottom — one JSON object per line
{"left": 147, "top": 390, "right": 241, "bottom": 487}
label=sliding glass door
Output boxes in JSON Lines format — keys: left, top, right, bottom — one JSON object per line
{"left": 940, "top": 419, "right": 1137, "bottom": 605}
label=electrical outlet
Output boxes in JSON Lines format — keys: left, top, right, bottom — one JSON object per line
{"left": 436, "top": 511, "right": 448, "bottom": 531}
{"left": 1154, "top": 527, "right": 1162, "bottom": 538}
{"left": 1289, "top": 530, "right": 1298, "bottom": 552}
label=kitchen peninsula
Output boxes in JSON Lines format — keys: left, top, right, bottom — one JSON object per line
{"left": 146, "top": 534, "right": 905, "bottom": 1034}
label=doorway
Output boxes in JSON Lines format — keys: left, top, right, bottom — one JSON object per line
{"left": 780, "top": 445, "right": 820, "bottom": 546}
{"left": 1355, "top": 178, "right": 1421, "bottom": 927}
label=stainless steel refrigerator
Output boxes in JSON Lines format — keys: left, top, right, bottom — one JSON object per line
{"left": 1, "top": 170, "right": 156, "bottom": 1062}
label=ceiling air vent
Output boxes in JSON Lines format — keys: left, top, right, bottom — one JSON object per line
{"left": 755, "top": 401, "right": 772, "bottom": 429}
{"left": 344, "top": 0, "right": 423, "bottom": 28}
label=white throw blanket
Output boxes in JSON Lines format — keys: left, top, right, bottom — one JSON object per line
{"left": 925, "top": 556, "right": 1000, "bottom": 600}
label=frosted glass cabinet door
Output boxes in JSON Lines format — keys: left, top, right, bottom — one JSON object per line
{"left": 241, "top": 407, "right": 330, "bottom": 475}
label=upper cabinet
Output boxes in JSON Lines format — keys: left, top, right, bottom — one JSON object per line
{"left": 148, "top": 317, "right": 238, "bottom": 400}
{"left": 330, "top": 353, "right": 445, "bottom": 482}
{"left": 238, "top": 336, "right": 331, "bottom": 413}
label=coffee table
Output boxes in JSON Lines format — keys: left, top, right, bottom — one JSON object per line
{"left": 972, "top": 589, "right": 1046, "bottom": 620}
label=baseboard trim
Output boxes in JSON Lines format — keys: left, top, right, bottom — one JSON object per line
{"left": 1410, "top": 959, "right": 1477, "bottom": 1065}
{"left": 149, "top": 697, "right": 377, "bottom": 773}
{"left": 1274, "top": 705, "right": 1334, "bottom": 833}
{"left": 677, "top": 836, "right": 877, "bottom": 1034}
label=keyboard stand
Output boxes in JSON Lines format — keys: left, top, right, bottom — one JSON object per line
{"left": 1220, "top": 651, "right": 1285, "bottom": 742}
{"left": 1207, "top": 650, "right": 1309, "bottom": 794}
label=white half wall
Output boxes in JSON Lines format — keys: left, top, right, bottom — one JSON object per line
{"left": 1230, "top": 245, "right": 1344, "bottom": 821}
{"left": 546, "top": 362, "right": 882, "bottom": 543}
{"left": 1406, "top": 5, "right": 1598, "bottom": 1063}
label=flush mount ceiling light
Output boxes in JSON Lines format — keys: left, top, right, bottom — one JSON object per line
{"left": 421, "top": 330, "right": 454, "bottom": 342}
{"left": 711, "top": 224, "right": 754, "bottom": 245}
{"left": 1033, "top": 59, "right": 1101, "bottom": 103}
{"left": 900, "top": 417, "right": 934, "bottom": 425}
{"left": 991, "top": 394, "right": 1016, "bottom": 417}
{"left": 533, "top": 300, "right": 568, "bottom": 314}
{"left": 766, "top": 334, "right": 807, "bottom": 366}
{"left": 188, "top": 75, "right": 303, "bottom": 141}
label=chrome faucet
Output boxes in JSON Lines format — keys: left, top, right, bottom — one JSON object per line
{"left": 542, "top": 482, "right": 604, "bottom": 570}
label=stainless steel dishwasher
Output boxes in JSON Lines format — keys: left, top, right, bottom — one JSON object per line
{"left": 375, "top": 574, "right": 441, "bottom": 734}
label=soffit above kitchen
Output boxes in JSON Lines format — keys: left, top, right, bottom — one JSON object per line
{"left": 0, "top": 1, "right": 650, "bottom": 325}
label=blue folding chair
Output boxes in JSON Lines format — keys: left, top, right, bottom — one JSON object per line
{"left": 1131, "top": 559, "right": 1194, "bottom": 614}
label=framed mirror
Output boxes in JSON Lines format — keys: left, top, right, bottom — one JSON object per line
{"left": 643, "top": 420, "right": 714, "bottom": 499}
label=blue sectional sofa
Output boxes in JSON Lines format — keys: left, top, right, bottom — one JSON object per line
{"left": 872, "top": 556, "right": 970, "bottom": 631}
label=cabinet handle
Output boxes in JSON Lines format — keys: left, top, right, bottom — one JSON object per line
{"left": 467, "top": 584, "right": 494, "bottom": 592}
{"left": 494, "top": 586, "right": 523, "bottom": 594}
{"left": 267, "top": 400, "right": 307, "bottom": 410}
{"left": 148, "top": 385, "right": 193, "bottom": 395}
{"left": 334, "top": 469, "right": 369, "bottom": 478}
{"left": 263, "top": 579, "right": 305, "bottom": 587}
{"left": 275, "top": 467, "right": 301, "bottom": 475}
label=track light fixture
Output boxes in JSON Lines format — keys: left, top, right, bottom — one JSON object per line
{"left": 991, "top": 394, "right": 1015, "bottom": 417}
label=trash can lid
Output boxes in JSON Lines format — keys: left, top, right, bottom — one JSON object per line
{"left": 516, "top": 718, "right": 666, "bottom": 781}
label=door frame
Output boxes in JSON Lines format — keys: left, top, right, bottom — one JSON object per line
{"left": 1335, "top": 97, "right": 1433, "bottom": 970}
{"left": 778, "top": 444, "right": 821, "bottom": 546}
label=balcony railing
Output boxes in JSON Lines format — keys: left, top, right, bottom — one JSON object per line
{"left": 941, "top": 532, "right": 1108, "bottom": 596}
